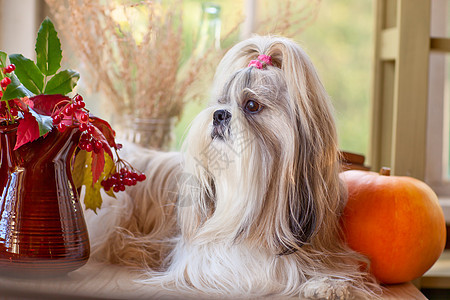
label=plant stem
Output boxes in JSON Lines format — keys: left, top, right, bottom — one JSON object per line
{"left": 43, "top": 75, "right": 48, "bottom": 92}
{"left": 4, "top": 100, "right": 15, "bottom": 124}
{"left": 379, "top": 167, "right": 391, "bottom": 176}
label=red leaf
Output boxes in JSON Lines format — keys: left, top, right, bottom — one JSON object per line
{"left": 14, "top": 97, "right": 34, "bottom": 111}
{"left": 90, "top": 125, "right": 114, "bottom": 158}
{"left": 14, "top": 111, "right": 40, "bottom": 150}
{"left": 89, "top": 116, "right": 117, "bottom": 149}
{"left": 91, "top": 148, "right": 105, "bottom": 184}
{"left": 29, "top": 94, "right": 70, "bottom": 116}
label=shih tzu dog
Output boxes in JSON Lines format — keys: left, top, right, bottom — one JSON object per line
{"left": 86, "top": 36, "right": 381, "bottom": 299}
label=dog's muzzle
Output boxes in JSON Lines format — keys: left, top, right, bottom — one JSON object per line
{"left": 211, "top": 109, "right": 231, "bottom": 139}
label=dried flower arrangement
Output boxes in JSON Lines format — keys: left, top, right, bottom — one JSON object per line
{"left": 44, "top": 0, "right": 321, "bottom": 149}
{"left": 0, "top": 18, "right": 145, "bottom": 211}
{"left": 44, "top": 0, "right": 198, "bottom": 149}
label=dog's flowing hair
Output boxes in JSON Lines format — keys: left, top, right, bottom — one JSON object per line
{"left": 86, "top": 36, "right": 381, "bottom": 299}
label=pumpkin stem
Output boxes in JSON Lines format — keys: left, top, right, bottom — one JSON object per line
{"left": 380, "top": 167, "right": 391, "bottom": 176}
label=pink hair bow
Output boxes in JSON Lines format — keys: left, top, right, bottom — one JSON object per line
{"left": 248, "top": 54, "right": 273, "bottom": 69}
{"left": 257, "top": 54, "right": 272, "bottom": 66}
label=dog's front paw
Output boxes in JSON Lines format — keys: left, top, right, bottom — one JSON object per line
{"left": 301, "top": 277, "right": 351, "bottom": 300}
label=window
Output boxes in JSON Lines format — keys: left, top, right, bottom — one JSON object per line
{"left": 293, "top": 0, "right": 373, "bottom": 156}
{"left": 176, "top": 0, "right": 374, "bottom": 157}
{"left": 1, "top": 1, "right": 375, "bottom": 157}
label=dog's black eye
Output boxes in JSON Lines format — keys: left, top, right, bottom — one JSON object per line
{"left": 244, "top": 100, "right": 263, "bottom": 113}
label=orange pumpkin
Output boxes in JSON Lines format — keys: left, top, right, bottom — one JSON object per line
{"left": 340, "top": 168, "right": 446, "bottom": 284}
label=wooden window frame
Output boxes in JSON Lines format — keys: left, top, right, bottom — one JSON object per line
{"left": 371, "top": 0, "right": 450, "bottom": 220}
{"left": 370, "top": 0, "right": 430, "bottom": 179}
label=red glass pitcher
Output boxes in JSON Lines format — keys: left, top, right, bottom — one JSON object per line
{"left": 0, "top": 123, "right": 89, "bottom": 276}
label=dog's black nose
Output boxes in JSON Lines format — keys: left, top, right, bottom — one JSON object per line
{"left": 213, "top": 109, "right": 231, "bottom": 126}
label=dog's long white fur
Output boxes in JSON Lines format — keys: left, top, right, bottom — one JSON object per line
{"left": 86, "top": 36, "right": 381, "bottom": 299}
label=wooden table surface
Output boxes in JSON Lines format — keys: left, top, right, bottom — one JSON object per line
{"left": 419, "top": 249, "right": 450, "bottom": 290}
{"left": 0, "top": 260, "right": 426, "bottom": 299}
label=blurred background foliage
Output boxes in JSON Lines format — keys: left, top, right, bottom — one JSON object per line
{"left": 174, "top": 0, "right": 373, "bottom": 156}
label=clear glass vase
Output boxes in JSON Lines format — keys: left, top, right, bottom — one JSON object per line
{"left": 123, "top": 117, "right": 176, "bottom": 150}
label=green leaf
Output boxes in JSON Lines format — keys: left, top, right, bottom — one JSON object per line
{"left": 9, "top": 54, "right": 44, "bottom": 94}
{"left": 35, "top": 18, "right": 62, "bottom": 76}
{"left": 1, "top": 74, "right": 34, "bottom": 101}
{"left": 43, "top": 69, "right": 79, "bottom": 95}
{"left": 28, "top": 106, "right": 53, "bottom": 137}
{"left": 0, "top": 51, "right": 7, "bottom": 69}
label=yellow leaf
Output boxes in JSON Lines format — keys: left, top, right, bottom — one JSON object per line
{"left": 72, "top": 150, "right": 89, "bottom": 189}
{"left": 102, "top": 152, "right": 116, "bottom": 179}
{"left": 84, "top": 184, "right": 102, "bottom": 213}
{"left": 105, "top": 187, "right": 116, "bottom": 198}
{"left": 71, "top": 150, "right": 117, "bottom": 212}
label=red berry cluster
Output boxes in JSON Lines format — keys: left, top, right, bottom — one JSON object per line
{"left": 52, "top": 94, "right": 87, "bottom": 133}
{"left": 0, "top": 100, "right": 20, "bottom": 119}
{"left": 79, "top": 132, "right": 108, "bottom": 153}
{"left": 50, "top": 93, "right": 146, "bottom": 194}
{"left": 0, "top": 65, "right": 18, "bottom": 119}
{"left": 52, "top": 95, "right": 109, "bottom": 153}
{"left": 51, "top": 94, "right": 108, "bottom": 154}
{"left": 1, "top": 64, "right": 14, "bottom": 91}
{"left": 1, "top": 77, "right": 11, "bottom": 89}
{"left": 2, "top": 64, "right": 15, "bottom": 74}
{"left": 101, "top": 167, "right": 146, "bottom": 193}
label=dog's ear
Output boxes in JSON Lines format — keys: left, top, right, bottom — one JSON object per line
{"left": 287, "top": 168, "right": 317, "bottom": 251}
{"left": 266, "top": 37, "right": 343, "bottom": 254}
